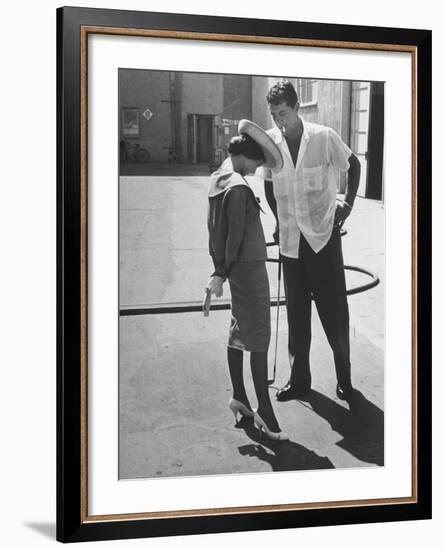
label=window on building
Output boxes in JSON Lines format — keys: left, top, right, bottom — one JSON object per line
{"left": 296, "top": 79, "right": 318, "bottom": 106}
{"left": 121, "top": 108, "right": 140, "bottom": 137}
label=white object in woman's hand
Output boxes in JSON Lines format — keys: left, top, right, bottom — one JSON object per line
{"left": 206, "top": 275, "right": 224, "bottom": 298}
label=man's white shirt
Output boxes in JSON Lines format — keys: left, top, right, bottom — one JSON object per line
{"left": 261, "top": 117, "right": 352, "bottom": 258}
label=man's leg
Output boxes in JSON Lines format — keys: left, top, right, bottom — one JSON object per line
{"left": 276, "top": 252, "right": 312, "bottom": 401}
{"left": 307, "top": 229, "right": 352, "bottom": 397}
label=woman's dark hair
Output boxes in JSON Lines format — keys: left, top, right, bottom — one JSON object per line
{"left": 228, "top": 134, "right": 265, "bottom": 161}
{"left": 266, "top": 79, "right": 299, "bottom": 108}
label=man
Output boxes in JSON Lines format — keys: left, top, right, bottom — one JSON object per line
{"left": 263, "top": 80, "right": 360, "bottom": 401}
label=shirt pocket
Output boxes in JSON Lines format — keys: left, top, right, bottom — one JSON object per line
{"left": 273, "top": 170, "right": 289, "bottom": 197}
{"left": 303, "top": 165, "right": 324, "bottom": 192}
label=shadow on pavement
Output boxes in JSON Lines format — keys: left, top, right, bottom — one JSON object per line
{"left": 236, "top": 417, "right": 334, "bottom": 472}
{"left": 234, "top": 387, "right": 384, "bottom": 472}
{"left": 304, "top": 389, "right": 384, "bottom": 466}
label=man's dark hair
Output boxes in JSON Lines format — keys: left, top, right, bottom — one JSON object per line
{"left": 266, "top": 79, "right": 299, "bottom": 108}
{"left": 228, "top": 134, "right": 265, "bottom": 161}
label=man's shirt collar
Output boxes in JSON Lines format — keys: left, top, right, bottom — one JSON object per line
{"left": 272, "top": 116, "right": 311, "bottom": 145}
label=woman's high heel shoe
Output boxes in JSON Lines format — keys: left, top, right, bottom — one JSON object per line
{"left": 229, "top": 398, "right": 254, "bottom": 423}
{"left": 254, "top": 412, "right": 289, "bottom": 441}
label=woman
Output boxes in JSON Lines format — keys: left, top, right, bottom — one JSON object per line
{"left": 206, "top": 119, "right": 288, "bottom": 441}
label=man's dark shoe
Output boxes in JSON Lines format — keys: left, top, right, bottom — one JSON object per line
{"left": 336, "top": 384, "right": 354, "bottom": 401}
{"left": 276, "top": 382, "right": 311, "bottom": 402}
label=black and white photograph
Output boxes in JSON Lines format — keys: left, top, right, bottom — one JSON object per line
{"left": 118, "top": 70, "right": 385, "bottom": 480}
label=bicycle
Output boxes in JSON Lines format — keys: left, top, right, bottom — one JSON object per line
{"left": 120, "top": 140, "right": 150, "bottom": 163}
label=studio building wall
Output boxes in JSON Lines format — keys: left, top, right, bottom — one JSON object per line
{"left": 119, "top": 69, "right": 382, "bottom": 199}
{"left": 119, "top": 69, "right": 173, "bottom": 163}
{"left": 119, "top": 70, "right": 252, "bottom": 165}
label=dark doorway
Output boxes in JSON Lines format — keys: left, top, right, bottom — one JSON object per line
{"left": 366, "top": 82, "right": 385, "bottom": 200}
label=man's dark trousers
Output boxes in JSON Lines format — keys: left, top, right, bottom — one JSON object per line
{"left": 282, "top": 227, "right": 351, "bottom": 389}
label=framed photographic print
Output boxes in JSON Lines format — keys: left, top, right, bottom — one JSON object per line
{"left": 57, "top": 6, "right": 432, "bottom": 543}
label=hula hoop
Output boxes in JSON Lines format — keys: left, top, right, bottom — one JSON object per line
{"left": 265, "top": 238, "right": 380, "bottom": 297}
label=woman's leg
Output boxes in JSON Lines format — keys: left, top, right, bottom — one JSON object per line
{"left": 227, "top": 346, "right": 251, "bottom": 409}
{"left": 250, "top": 351, "right": 281, "bottom": 433}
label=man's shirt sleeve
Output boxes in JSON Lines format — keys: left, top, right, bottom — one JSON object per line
{"left": 327, "top": 128, "right": 353, "bottom": 171}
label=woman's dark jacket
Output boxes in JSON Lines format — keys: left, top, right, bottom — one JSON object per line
{"left": 207, "top": 159, "right": 267, "bottom": 280}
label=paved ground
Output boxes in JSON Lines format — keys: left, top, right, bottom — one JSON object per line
{"left": 119, "top": 164, "right": 385, "bottom": 480}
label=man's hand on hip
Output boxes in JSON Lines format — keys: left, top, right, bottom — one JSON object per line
{"left": 273, "top": 224, "right": 280, "bottom": 245}
{"left": 334, "top": 201, "right": 353, "bottom": 229}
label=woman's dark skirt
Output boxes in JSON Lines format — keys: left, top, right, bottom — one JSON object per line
{"left": 228, "top": 261, "right": 271, "bottom": 353}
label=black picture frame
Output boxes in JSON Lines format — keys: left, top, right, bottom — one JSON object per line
{"left": 57, "top": 6, "right": 432, "bottom": 543}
